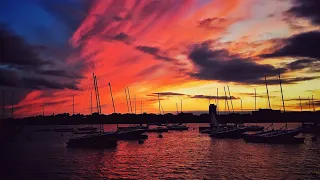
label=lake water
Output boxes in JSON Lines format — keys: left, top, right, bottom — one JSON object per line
{"left": 2, "top": 123, "right": 320, "bottom": 180}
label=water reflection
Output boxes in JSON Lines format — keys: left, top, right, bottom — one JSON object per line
{"left": 2, "top": 123, "right": 320, "bottom": 179}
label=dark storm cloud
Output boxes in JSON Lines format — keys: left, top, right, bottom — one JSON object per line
{"left": 0, "top": 68, "right": 79, "bottom": 90}
{"left": 287, "top": 59, "right": 314, "bottom": 70}
{"left": 261, "top": 31, "right": 320, "bottom": 59}
{"left": 188, "top": 41, "right": 287, "bottom": 84}
{"left": 287, "top": 0, "right": 320, "bottom": 25}
{"left": 0, "top": 26, "right": 50, "bottom": 67}
{"left": 191, "top": 95, "right": 238, "bottom": 100}
{"left": 35, "top": 69, "right": 84, "bottom": 79}
{"left": 22, "top": 77, "right": 78, "bottom": 90}
{"left": 0, "top": 26, "right": 81, "bottom": 92}
{"left": 136, "top": 45, "right": 174, "bottom": 61}
{"left": 286, "top": 59, "right": 320, "bottom": 72}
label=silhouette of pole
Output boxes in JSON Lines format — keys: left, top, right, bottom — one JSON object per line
{"left": 12, "top": 90, "right": 14, "bottom": 118}
{"left": 90, "top": 91, "right": 92, "bottom": 114}
{"left": 42, "top": 106, "right": 44, "bottom": 116}
{"left": 254, "top": 88, "right": 257, "bottom": 111}
{"left": 216, "top": 88, "right": 219, "bottom": 114}
{"left": 299, "top": 96, "right": 302, "bottom": 112}
{"left": 125, "top": 88, "right": 129, "bottom": 113}
{"left": 265, "top": 76, "right": 271, "bottom": 109}
{"left": 108, "top": 82, "right": 116, "bottom": 113}
{"left": 278, "top": 74, "right": 285, "bottom": 112}
{"left": 308, "top": 97, "right": 311, "bottom": 111}
{"left": 158, "top": 93, "right": 161, "bottom": 114}
{"left": 127, "top": 87, "right": 133, "bottom": 113}
{"left": 93, "top": 73, "right": 99, "bottom": 114}
{"left": 227, "top": 85, "right": 234, "bottom": 113}
{"left": 312, "top": 95, "right": 315, "bottom": 112}
{"left": 141, "top": 100, "right": 142, "bottom": 114}
{"left": 176, "top": 103, "right": 178, "bottom": 115}
{"left": 95, "top": 76, "right": 102, "bottom": 114}
{"left": 160, "top": 104, "right": 165, "bottom": 114}
{"left": 224, "top": 86, "right": 230, "bottom": 113}
{"left": 134, "top": 95, "right": 136, "bottom": 114}
{"left": 181, "top": 100, "right": 182, "bottom": 113}
{"left": 73, "top": 94, "right": 74, "bottom": 115}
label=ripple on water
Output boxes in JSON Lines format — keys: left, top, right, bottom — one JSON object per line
{"left": 3, "top": 124, "right": 320, "bottom": 179}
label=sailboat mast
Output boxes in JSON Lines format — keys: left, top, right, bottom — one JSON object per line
{"left": 254, "top": 88, "right": 257, "bottom": 111}
{"left": 181, "top": 100, "right": 182, "bottom": 113}
{"left": 95, "top": 76, "right": 102, "bottom": 114}
{"left": 224, "top": 86, "right": 230, "bottom": 113}
{"left": 312, "top": 95, "right": 315, "bottom": 112}
{"left": 93, "top": 73, "right": 99, "bottom": 113}
{"left": 227, "top": 85, "right": 234, "bottom": 113}
{"left": 90, "top": 91, "right": 92, "bottom": 114}
{"left": 127, "top": 87, "right": 133, "bottom": 113}
{"left": 134, "top": 95, "right": 136, "bottom": 114}
{"left": 299, "top": 96, "right": 302, "bottom": 112}
{"left": 308, "top": 97, "right": 311, "bottom": 111}
{"left": 158, "top": 93, "right": 161, "bottom": 114}
{"left": 125, "top": 88, "right": 129, "bottom": 113}
{"left": 141, "top": 100, "right": 142, "bottom": 114}
{"left": 216, "top": 88, "right": 219, "bottom": 115}
{"left": 108, "top": 83, "right": 116, "bottom": 113}
{"left": 265, "top": 76, "right": 271, "bottom": 109}
{"left": 176, "top": 103, "right": 178, "bottom": 115}
{"left": 73, "top": 94, "right": 74, "bottom": 115}
{"left": 278, "top": 74, "right": 285, "bottom": 112}
{"left": 241, "top": 99, "right": 243, "bottom": 113}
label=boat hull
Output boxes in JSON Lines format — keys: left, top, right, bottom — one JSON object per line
{"left": 116, "top": 129, "right": 148, "bottom": 140}
{"left": 244, "top": 128, "right": 303, "bottom": 144}
{"left": 67, "top": 133, "right": 117, "bottom": 148}
{"left": 210, "top": 128, "right": 246, "bottom": 139}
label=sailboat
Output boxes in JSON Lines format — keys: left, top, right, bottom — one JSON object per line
{"left": 162, "top": 97, "right": 188, "bottom": 131}
{"left": 208, "top": 104, "right": 247, "bottom": 138}
{"left": 67, "top": 73, "right": 118, "bottom": 148}
{"left": 243, "top": 74, "right": 304, "bottom": 144}
{"left": 117, "top": 87, "right": 149, "bottom": 132}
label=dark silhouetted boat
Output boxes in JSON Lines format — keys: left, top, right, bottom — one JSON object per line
{"left": 67, "top": 132, "right": 117, "bottom": 148}
{"left": 243, "top": 75, "right": 304, "bottom": 144}
{"left": 146, "top": 126, "right": 169, "bottom": 132}
{"left": 116, "top": 128, "right": 148, "bottom": 140}
{"left": 208, "top": 104, "right": 246, "bottom": 139}
{"left": 243, "top": 127, "right": 304, "bottom": 144}
{"left": 166, "top": 124, "right": 189, "bottom": 131}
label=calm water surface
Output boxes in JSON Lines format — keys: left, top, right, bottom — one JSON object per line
{"left": 2, "top": 123, "right": 320, "bottom": 180}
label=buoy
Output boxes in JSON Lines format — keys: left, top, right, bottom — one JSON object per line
{"left": 158, "top": 134, "right": 163, "bottom": 138}
{"left": 139, "top": 139, "right": 144, "bottom": 144}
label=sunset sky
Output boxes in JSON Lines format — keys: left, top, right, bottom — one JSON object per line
{"left": 1, "top": 0, "right": 319, "bottom": 118}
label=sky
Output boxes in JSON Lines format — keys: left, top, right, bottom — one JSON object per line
{"left": 1, "top": 0, "right": 319, "bottom": 118}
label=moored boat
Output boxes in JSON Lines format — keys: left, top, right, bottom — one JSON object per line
{"left": 67, "top": 132, "right": 118, "bottom": 148}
